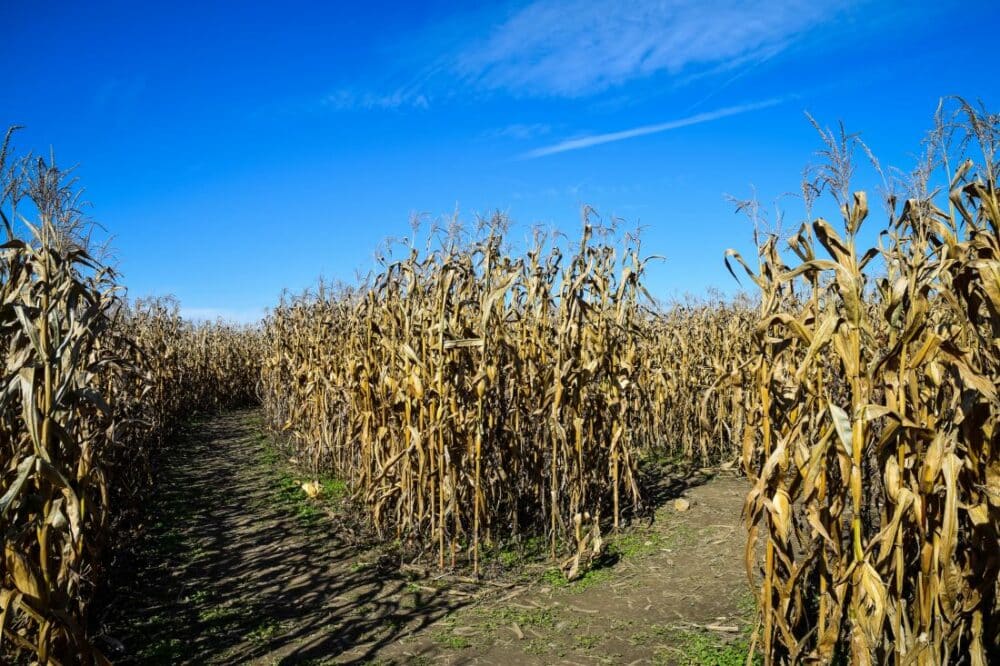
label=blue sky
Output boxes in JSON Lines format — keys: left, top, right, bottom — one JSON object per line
{"left": 6, "top": 1, "right": 999, "bottom": 322}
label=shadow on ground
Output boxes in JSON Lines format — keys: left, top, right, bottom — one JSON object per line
{"left": 636, "top": 453, "right": 722, "bottom": 515}
{"left": 97, "top": 410, "right": 471, "bottom": 665}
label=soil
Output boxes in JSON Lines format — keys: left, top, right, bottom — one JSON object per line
{"left": 97, "top": 409, "right": 758, "bottom": 665}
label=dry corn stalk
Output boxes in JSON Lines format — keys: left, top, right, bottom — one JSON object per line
{"left": 261, "top": 217, "right": 652, "bottom": 570}
{"left": 733, "top": 100, "right": 1000, "bottom": 664}
{"left": 0, "top": 130, "right": 261, "bottom": 663}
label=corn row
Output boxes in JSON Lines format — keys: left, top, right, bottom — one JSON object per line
{"left": 734, "top": 100, "right": 1000, "bottom": 663}
{"left": 261, "top": 219, "right": 653, "bottom": 569}
{"left": 0, "top": 136, "right": 262, "bottom": 663}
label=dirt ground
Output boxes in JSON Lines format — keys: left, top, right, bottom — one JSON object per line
{"left": 97, "top": 410, "right": 758, "bottom": 665}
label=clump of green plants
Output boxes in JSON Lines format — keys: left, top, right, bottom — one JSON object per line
{"left": 659, "top": 629, "right": 758, "bottom": 666}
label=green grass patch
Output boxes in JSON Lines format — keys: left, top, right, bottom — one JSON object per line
{"left": 476, "top": 604, "right": 560, "bottom": 631}
{"left": 321, "top": 477, "right": 348, "bottom": 498}
{"left": 431, "top": 630, "right": 472, "bottom": 649}
{"left": 540, "top": 560, "right": 615, "bottom": 592}
{"left": 660, "top": 628, "right": 759, "bottom": 666}
{"left": 480, "top": 534, "right": 550, "bottom": 572}
{"left": 256, "top": 432, "right": 350, "bottom": 528}
{"left": 663, "top": 522, "right": 697, "bottom": 549}
{"left": 607, "top": 531, "right": 664, "bottom": 559}
{"left": 246, "top": 619, "right": 284, "bottom": 643}
{"left": 186, "top": 589, "right": 211, "bottom": 605}
{"left": 197, "top": 604, "right": 246, "bottom": 625}
{"left": 633, "top": 624, "right": 759, "bottom": 666}
{"left": 142, "top": 637, "right": 188, "bottom": 662}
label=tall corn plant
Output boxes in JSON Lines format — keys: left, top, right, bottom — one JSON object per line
{"left": 0, "top": 145, "right": 122, "bottom": 662}
{"left": 0, "top": 130, "right": 263, "bottom": 663}
{"left": 261, "top": 217, "right": 651, "bottom": 572}
{"left": 731, "top": 101, "right": 1000, "bottom": 663}
{"left": 640, "top": 294, "right": 758, "bottom": 466}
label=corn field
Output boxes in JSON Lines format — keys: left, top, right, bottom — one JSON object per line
{"left": 0, "top": 132, "right": 261, "bottom": 662}
{"left": 645, "top": 293, "right": 757, "bottom": 466}
{"left": 732, "top": 101, "right": 1000, "bottom": 663}
{"left": 259, "top": 223, "right": 761, "bottom": 574}
{"left": 2, "top": 99, "right": 999, "bottom": 665}
{"left": 262, "top": 219, "right": 658, "bottom": 573}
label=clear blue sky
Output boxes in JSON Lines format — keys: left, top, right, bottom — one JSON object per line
{"left": 6, "top": 1, "right": 998, "bottom": 322}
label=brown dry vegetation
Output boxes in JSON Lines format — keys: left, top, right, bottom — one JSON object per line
{"left": 0, "top": 129, "right": 261, "bottom": 662}
{"left": 1, "top": 100, "right": 998, "bottom": 664}
{"left": 730, "top": 101, "right": 1000, "bottom": 663}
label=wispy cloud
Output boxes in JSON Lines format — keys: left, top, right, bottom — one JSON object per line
{"left": 456, "top": 0, "right": 853, "bottom": 97}
{"left": 483, "top": 122, "right": 553, "bottom": 141}
{"left": 322, "top": 87, "right": 430, "bottom": 111}
{"left": 313, "top": 1, "right": 855, "bottom": 114}
{"left": 521, "top": 97, "right": 785, "bottom": 159}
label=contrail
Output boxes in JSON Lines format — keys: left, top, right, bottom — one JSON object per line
{"left": 520, "top": 97, "right": 786, "bottom": 159}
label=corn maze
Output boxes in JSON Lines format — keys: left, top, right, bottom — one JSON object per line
{"left": 1, "top": 102, "right": 998, "bottom": 663}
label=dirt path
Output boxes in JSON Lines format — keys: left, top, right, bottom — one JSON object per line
{"left": 99, "top": 410, "right": 757, "bottom": 665}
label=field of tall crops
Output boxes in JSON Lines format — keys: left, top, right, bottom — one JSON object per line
{"left": 0, "top": 131, "right": 262, "bottom": 662}
{"left": 2, "top": 102, "right": 999, "bottom": 664}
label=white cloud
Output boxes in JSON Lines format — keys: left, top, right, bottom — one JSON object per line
{"left": 456, "top": 0, "right": 853, "bottom": 96}
{"left": 521, "top": 97, "right": 785, "bottom": 158}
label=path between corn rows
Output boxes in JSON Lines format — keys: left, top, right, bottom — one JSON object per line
{"left": 99, "top": 409, "right": 757, "bottom": 665}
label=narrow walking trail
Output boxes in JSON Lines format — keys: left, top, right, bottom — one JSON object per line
{"left": 98, "top": 410, "right": 468, "bottom": 664}
{"left": 98, "top": 410, "right": 757, "bottom": 665}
